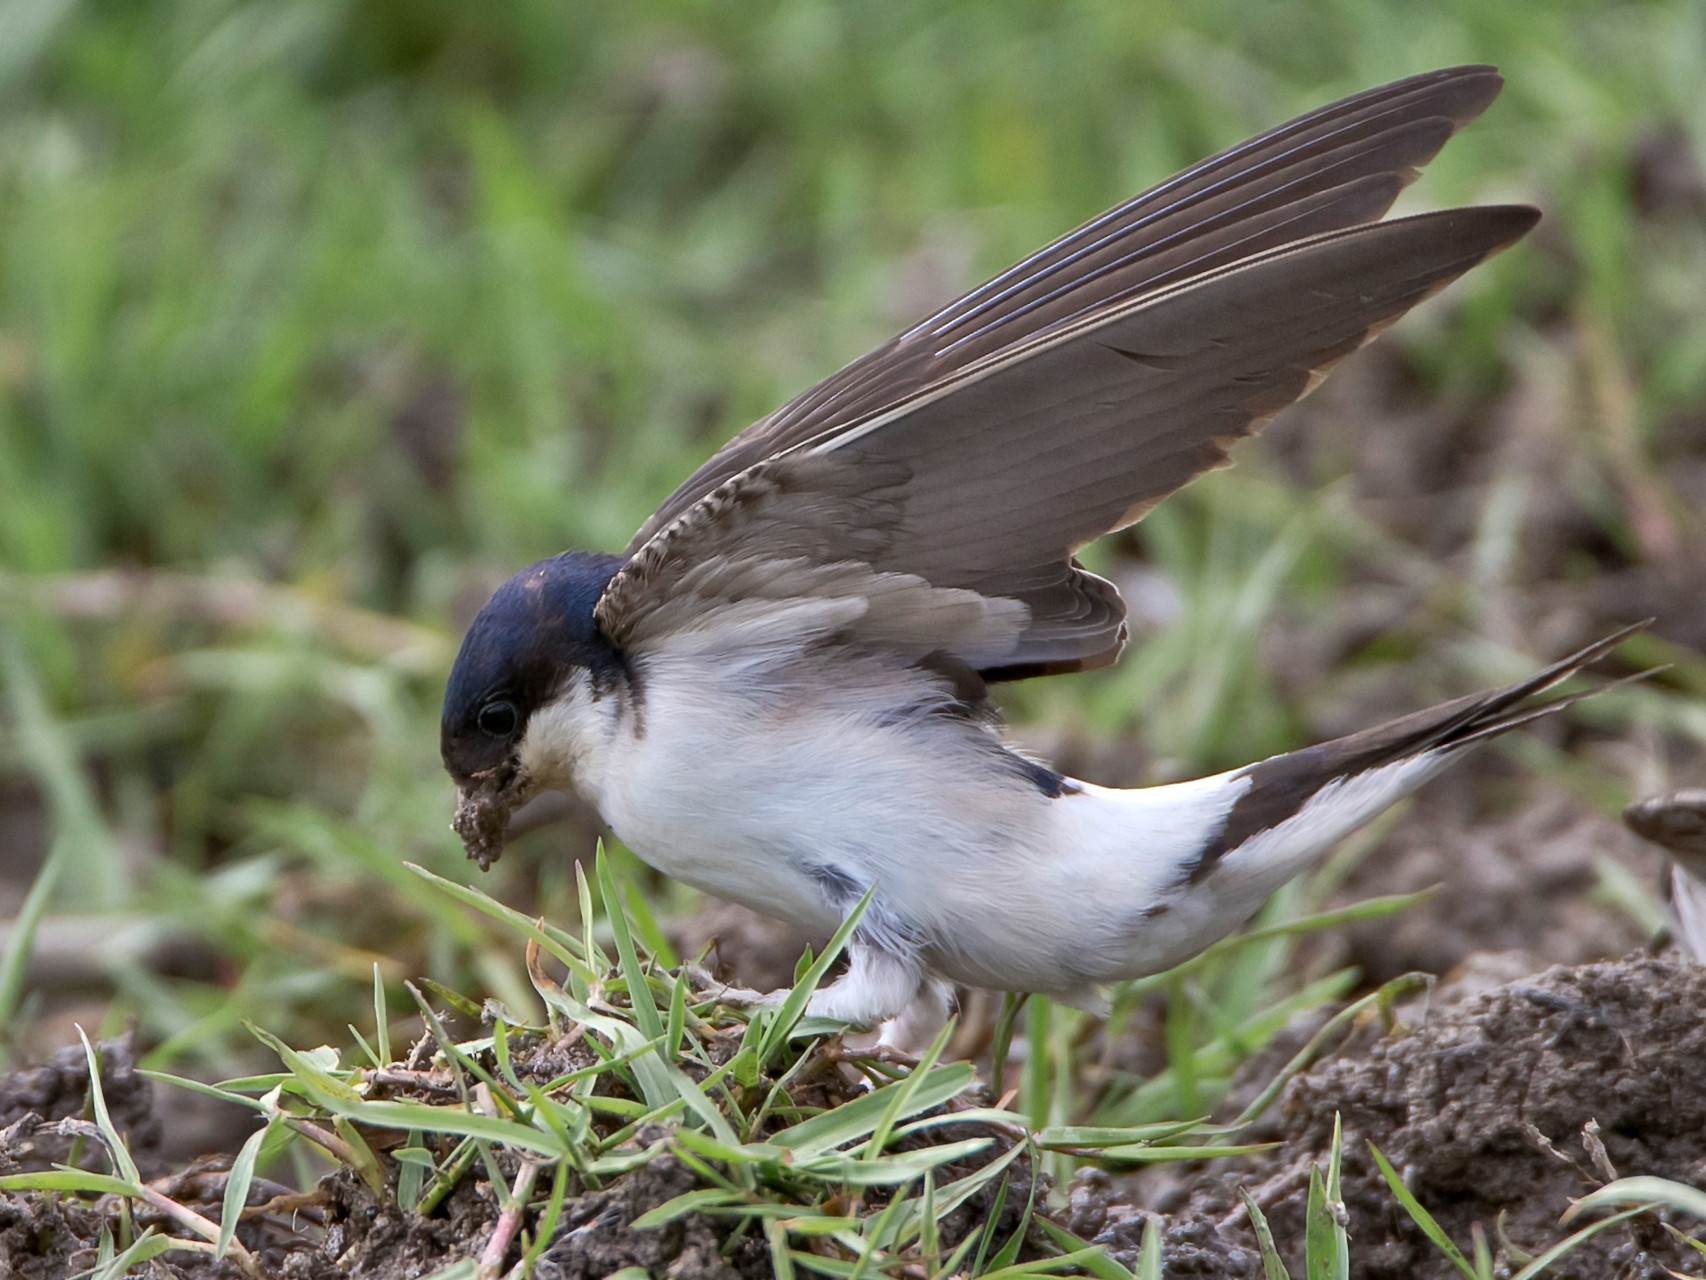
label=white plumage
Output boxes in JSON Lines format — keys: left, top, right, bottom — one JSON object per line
{"left": 509, "top": 611, "right": 1618, "bottom": 1030}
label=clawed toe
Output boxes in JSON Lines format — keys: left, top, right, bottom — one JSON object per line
{"left": 702, "top": 982, "right": 785, "bottom": 1010}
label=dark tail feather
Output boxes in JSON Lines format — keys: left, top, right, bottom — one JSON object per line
{"left": 1449, "top": 665, "right": 1660, "bottom": 747}
{"left": 1191, "top": 621, "right": 1655, "bottom": 878}
{"left": 1423, "top": 618, "right": 1654, "bottom": 752}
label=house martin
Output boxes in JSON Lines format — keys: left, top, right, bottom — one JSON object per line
{"left": 442, "top": 67, "right": 1640, "bottom": 1030}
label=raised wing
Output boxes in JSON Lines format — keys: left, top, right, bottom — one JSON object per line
{"left": 597, "top": 204, "right": 1537, "bottom": 673}
{"left": 625, "top": 65, "right": 1506, "bottom": 552}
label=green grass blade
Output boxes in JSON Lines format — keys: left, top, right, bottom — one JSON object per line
{"left": 1471, "top": 1222, "right": 1493, "bottom": 1280}
{"left": 1325, "top": 1113, "right": 1349, "bottom": 1279}
{"left": 1326, "top": 1114, "right": 1343, "bottom": 1200}
{"left": 796, "top": 1137, "right": 993, "bottom": 1186}
{"left": 862, "top": 1017, "right": 954, "bottom": 1162}
{"left": 1304, "top": 1167, "right": 1333, "bottom": 1280}
{"left": 1037, "top": 1218, "right": 1141, "bottom": 1280}
{"left": 1239, "top": 1187, "right": 1293, "bottom": 1280}
{"left": 986, "top": 1150, "right": 1041, "bottom": 1271}
{"left": 0, "top": 840, "right": 63, "bottom": 1049}
{"left": 1508, "top": 1206, "right": 1649, "bottom": 1280}
{"left": 756, "top": 888, "right": 872, "bottom": 1065}
{"left": 621, "top": 880, "right": 679, "bottom": 968}
{"left": 1071, "top": 1143, "right": 1279, "bottom": 1165}
{"left": 596, "top": 841, "right": 665, "bottom": 1042}
{"left": 521, "top": 1160, "right": 573, "bottom": 1275}
{"left": 245, "top": 1024, "right": 362, "bottom": 1105}
{"left": 970, "top": 1174, "right": 1011, "bottom": 1275}
{"left": 848, "top": 1187, "right": 909, "bottom": 1280}
{"left": 982, "top": 1246, "right": 1116, "bottom": 1277}
{"left": 1560, "top": 1175, "right": 1706, "bottom": 1225}
{"left": 77, "top": 1028, "right": 141, "bottom": 1185}
{"left": 886, "top": 1140, "right": 1026, "bottom": 1253}
{"left": 1228, "top": 975, "right": 1429, "bottom": 1130}
{"left": 770, "top": 1062, "right": 976, "bottom": 1158}
{"left": 91, "top": 1229, "right": 188, "bottom": 1278}
{"left": 666, "top": 968, "right": 687, "bottom": 1060}
{"left": 1165, "top": 974, "right": 1201, "bottom": 1121}
{"left": 1135, "top": 1214, "right": 1162, "bottom": 1280}
{"left": 0, "top": 1170, "right": 140, "bottom": 1195}
{"left": 1036, "top": 1121, "right": 1210, "bottom": 1148}
{"left": 218, "top": 1115, "right": 277, "bottom": 1259}
{"left": 345, "top": 1025, "right": 382, "bottom": 1072}
{"left": 576, "top": 860, "right": 608, "bottom": 973}
{"left": 0, "top": 630, "right": 126, "bottom": 910}
{"left": 1368, "top": 1141, "right": 1475, "bottom": 1280}
{"left": 405, "top": 861, "right": 597, "bottom": 982}
{"left": 919, "top": 1169, "right": 938, "bottom": 1262}
{"left": 1020, "top": 995, "right": 1051, "bottom": 1129}
{"left": 372, "top": 962, "right": 392, "bottom": 1066}
{"left": 767, "top": 1218, "right": 797, "bottom": 1280}
{"left": 135, "top": 1071, "right": 269, "bottom": 1113}
{"left": 1124, "top": 892, "right": 1436, "bottom": 996}
{"left": 631, "top": 1188, "right": 747, "bottom": 1229}
{"left": 351, "top": 1097, "right": 569, "bottom": 1156}
{"left": 1663, "top": 1222, "right": 1706, "bottom": 1257}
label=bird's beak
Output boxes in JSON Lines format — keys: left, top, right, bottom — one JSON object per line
{"left": 453, "top": 771, "right": 518, "bottom": 872}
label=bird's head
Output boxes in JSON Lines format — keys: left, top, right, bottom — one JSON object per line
{"left": 441, "top": 551, "right": 624, "bottom": 869}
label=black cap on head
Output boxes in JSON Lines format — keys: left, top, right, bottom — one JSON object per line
{"left": 440, "top": 551, "right": 624, "bottom": 783}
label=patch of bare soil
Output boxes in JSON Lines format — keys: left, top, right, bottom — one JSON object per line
{"left": 282, "top": 1136, "right": 777, "bottom": 1280}
{"left": 1090, "top": 956, "right": 1706, "bottom": 1279}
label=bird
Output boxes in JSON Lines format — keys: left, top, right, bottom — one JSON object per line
{"left": 440, "top": 66, "right": 1642, "bottom": 1034}
{"left": 1624, "top": 791, "right": 1706, "bottom": 964}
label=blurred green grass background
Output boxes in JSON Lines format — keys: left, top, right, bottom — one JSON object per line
{"left": 1, "top": 0, "right": 1704, "bottom": 1093}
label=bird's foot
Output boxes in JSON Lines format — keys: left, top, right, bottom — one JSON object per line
{"left": 699, "top": 981, "right": 786, "bottom": 1010}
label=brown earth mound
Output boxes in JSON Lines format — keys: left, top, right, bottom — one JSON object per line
{"left": 1092, "top": 956, "right": 1706, "bottom": 1278}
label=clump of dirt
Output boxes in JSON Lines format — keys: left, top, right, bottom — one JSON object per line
{"left": 530, "top": 1154, "right": 768, "bottom": 1280}
{"left": 1094, "top": 956, "right": 1706, "bottom": 1278}
{"left": 0, "top": 1033, "right": 182, "bottom": 1279}
{"left": 0, "top": 1032, "right": 160, "bottom": 1176}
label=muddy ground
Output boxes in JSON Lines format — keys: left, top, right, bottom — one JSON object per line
{"left": 3, "top": 949, "right": 1704, "bottom": 1278}
{"left": 1098, "top": 956, "right": 1706, "bottom": 1279}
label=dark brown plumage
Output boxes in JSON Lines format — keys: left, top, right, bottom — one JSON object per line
{"left": 600, "top": 68, "right": 1536, "bottom": 683}
{"left": 628, "top": 66, "right": 1508, "bottom": 550}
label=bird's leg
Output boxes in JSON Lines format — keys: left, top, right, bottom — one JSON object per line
{"left": 859, "top": 977, "right": 955, "bottom": 1053}
{"left": 802, "top": 935, "right": 925, "bottom": 1029}
{"left": 703, "top": 901, "right": 929, "bottom": 1031}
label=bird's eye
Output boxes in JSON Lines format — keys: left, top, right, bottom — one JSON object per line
{"left": 476, "top": 700, "right": 518, "bottom": 737}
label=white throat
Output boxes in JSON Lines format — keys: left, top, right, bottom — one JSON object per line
{"left": 515, "top": 671, "right": 619, "bottom": 807}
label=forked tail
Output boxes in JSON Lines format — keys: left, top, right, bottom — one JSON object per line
{"left": 1189, "top": 620, "right": 1654, "bottom": 883}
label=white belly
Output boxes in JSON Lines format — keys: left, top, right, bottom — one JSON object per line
{"left": 591, "top": 664, "right": 1050, "bottom": 936}
{"left": 571, "top": 652, "right": 1245, "bottom": 996}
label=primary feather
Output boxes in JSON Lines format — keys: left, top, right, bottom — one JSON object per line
{"left": 626, "top": 65, "right": 1507, "bottom": 547}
